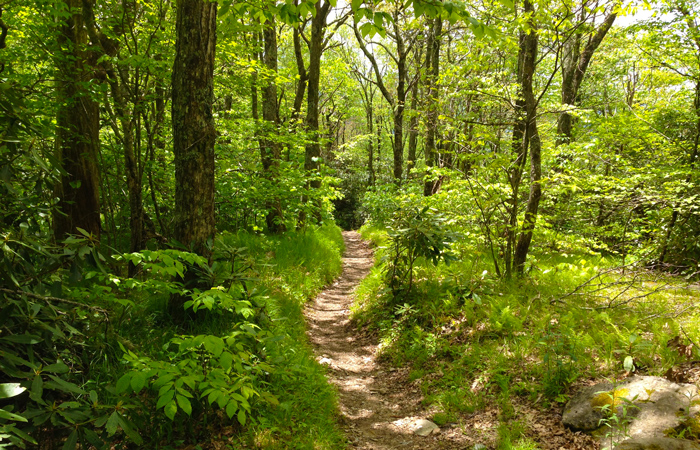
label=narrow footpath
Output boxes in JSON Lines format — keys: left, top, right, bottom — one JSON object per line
{"left": 304, "top": 231, "right": 471, "bottom": 449}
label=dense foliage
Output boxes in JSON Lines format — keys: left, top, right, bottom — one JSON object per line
{"left": 2, "top": 0, "right": 700, "bottom": 447}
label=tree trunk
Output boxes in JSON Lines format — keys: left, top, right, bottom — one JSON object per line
{"left": 556, "top": 10, "right": 616, "bottom": 147}
{"left": 169, "top": 0, "right": 217, "bottom": 319}
{"left": 367, "top": 102, "right": 375, "bottom": 187}
{"left": 292, "top": 26, "right": 308, "bottom": 123}
{"left": 54, "top": 0, "right": 101, "bottom": 242}
{"left": 302, "top": 0, "right": 331, "bottom": 224}
{"left": 407, "top": 79, "right": 419, "bottom": 175}
{"left": 251, "top": 32, "right": 260, "bottom": 122}
{"left": 423, "top": 18, "right": 442, "bottom": 196}
{"left": 84, "top": 0, "right": 145, "bottom": 276}
{"left": 392, "top": 12, "right": 406, "bottom": 181}
{"left": 261, "top": 20, "right": 285, "bottom": 233}
{"left": 513, "top": 0, "right": 542, "bottom": 275}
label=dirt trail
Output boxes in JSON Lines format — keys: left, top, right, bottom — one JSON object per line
{"left": 304, "top": 231, "right": 471, "bottom": 449}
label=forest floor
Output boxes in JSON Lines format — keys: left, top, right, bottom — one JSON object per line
{"left": 304, "top": 231, "right": 602, "bottom": 450}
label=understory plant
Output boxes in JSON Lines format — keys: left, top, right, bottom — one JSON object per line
{"left": 0, "top": 224, "right": 346, "bottom": 448}
{"left": 384, "top": 206, "right": 458, "bottom": 300}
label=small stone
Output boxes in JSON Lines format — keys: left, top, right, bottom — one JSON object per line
{"left": 414, "top": 419, "right": 439, "bottom": 436}
{"left": 319, "top": 357, "right": 332, "bottom": 365}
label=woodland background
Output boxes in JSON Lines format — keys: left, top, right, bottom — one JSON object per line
{"left": 1, "top": 0, "right": 700, "bottom": 447}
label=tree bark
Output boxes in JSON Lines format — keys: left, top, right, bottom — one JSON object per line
{"left": 292, "top": 25, "right": 308, "bottom": 123}
{"left": 302, "top": 0, "right": 332, "bottom": 223}
{"left": 392, "top": 11, "right": 406, "bottom": 181}
{"left": 556, "top": 10, "right": 616, "bottom": 146}
{"left": 54, "top": 0, "right": 101, "bottom": 242}
{"left": 169, "top": 0, "right": 217, "bottom": 318}
{"left": 83, "top": 0, "right": 146, "bottom": 276}
{"left": 407, "top": 82, "right": 419, "bottom": 175}
{"left": 261, "top": 20, "right": 285, "bottom": 233}
{"left": 513, "top": 0, "right": 542, "bottom": 275}
{"left": 423, "top": 18, "right": 442, "bottom": 196}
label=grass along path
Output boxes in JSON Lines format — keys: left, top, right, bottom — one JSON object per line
{"left": 304, "top": 231, "right": 473, "bottom": 449}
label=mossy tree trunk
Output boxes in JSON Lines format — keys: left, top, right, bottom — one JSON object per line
{"left": 169, "top": 0, "right": 217, "bottom": 320}
{"left": 54, "top": 0, "right": 101, "bottom": 242}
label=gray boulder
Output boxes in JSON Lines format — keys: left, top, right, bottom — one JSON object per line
{"left": 563, "top": 376, "right": 699, "bottom": 445}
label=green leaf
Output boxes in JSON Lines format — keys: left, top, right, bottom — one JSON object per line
{"left": 176, "top": 395, "right": 192, "bottom": 416}
{"left": 219, "top": 352, "right": 233, "bottom": 370}
{"left": 10, "top": 425, "right": 37, "bottom": 444}
{"left": 30, "top": 375, "right": 43, "bottom": 403}
{"left": 2, "top": 334, "right": 42, "bottom": 344}
{"left": 164, "top": 400, "right": 177, "bottom": 420}
{"left": 351, "top": 0, "right": 362, "bottom": 11}
{"left": 219, "top": 1, "right": 230, "bottom": 17}
{"left": 83, "top": 428, "right": 101, "bottom": 446}
{"left": 62, "top": 429, "right": 78, "bottom": 450}
{"left": 237, "top": 408, "right": 246, "bottom": 425}
{"left": 207, "top": 389, "right": 220, "bottom": 405}
{"left": 106, "top": 411, "right": 120, "bottom": 436}
{"left": 624, "top": 356, "right": 635, "bottom": 372}
{"left": 204, "top": 335, "right": 225, "bottom": 357}
{"left": 43, "top": 362, "right": 70, "bottom": 374}
{"left": 225, "top": 399, "right": 238, "bottom": 419}
{"left": 156, "top": 389, "right": 175, "bottom": 410}
{"left": 116, "top": 373, "right": 132, "bottom": 394}
{"left": 359, "top": 22, "right": 374, "bottom": 38}
{"left": 498, "top": 0, "right": 514, "bottom": 10}
{"left": 47, "top": 375, "right": 85, "bottom": 394}
{"left": 0, "top": 408, "right": 28, "bottom": 422}
{"left": 414, "top": 0, "right": 425, "bottom": 17}
{"left": 117, "top": 415, "right": 143, "bottom": 445}
{"left": 130, "top": 372, "right": 147, "bottom": 393}
{"left": 0, "top": 383, "right": 25, "bottom": 399}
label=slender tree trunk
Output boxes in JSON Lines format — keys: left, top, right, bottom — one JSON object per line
{"left": 393, "top": 12, "right": 406, "bottom": 181}
{"left": 169, "top": 0, "right": 217, "bottom": 319}
{"left": 54, "top": 0, "right": 101, "bottom": 242}
{"left": 149, "top": 81, "right": 168, "bottom": 236}
{"left": 83, "top": 0, "right": 148, "bottom": 275}
{"left": 302, "top": 0, "right": 331, "bottom": 224}
{"left": 407, "top": 81, "right": 419, "bottom": 174}
{"left": 556, "top": 11, "right": 616, "bottom": 147}
{"left": 292, "top": 26, "right": 308, "bottom": 123}
{"left": 367, "top": 105, "right": 375, "bottom": 186}
{"left": 423, "top": 18, "right": 442, "bottom": 196}
{"left": 261, "top": 20, "right": 285, "bottom": 233}
{"left": 251, "top": 32, "right": 260, "bottom": 122}
{"left": 513, "top": 0, "right": 542, "bottom": 275}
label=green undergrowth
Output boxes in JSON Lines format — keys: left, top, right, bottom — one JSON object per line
{"left": 354, "top": 223, "right": 700, "bottom": 449}
{"left": 222, "top": 224, "right": 347, "bottom": 449}
{"left": 0, "top": 224, "right": 346, "bottom": 449}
